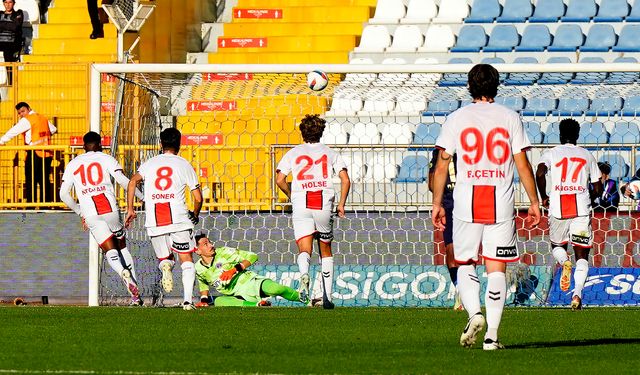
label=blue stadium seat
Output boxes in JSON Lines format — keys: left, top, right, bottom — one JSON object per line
{"left": 480, "top": 57, "right": 507, "bottom": 81}
{"left": 505, "top": 57, "right": 540, "bottom": 85}
{"left": 627, "top": 2, "right": 640, "bottom": 21}
{"left": 581, "top": 24, "right": 617, "bottom": 52}
{"left": 515, "top": 24, "right": 551, "bottom": 52}
{"left": 529, "top": 0, "right": 565, "bottom": 22}
{"left": 622, "top": 96, "right": 640, "bottom": 116}
{"left": 483, "top": 25, "right": 519, "bottom": 52}
{"left": 466, "top": 0, "right": 502, "bottom": 23}
{"left": 524, "top": 121, "right": 543, "bottom": 143}
{"left": 538, "top": 57, "right": 574, "bottom": 84}
{"left": 562, "top": 0, "right": 596, "bottom": 22}
{"left": 497, "top": 0, "right": 533, "bottom": 22}
{"left": 396, "top": 155, "right": 429, "bottom": 183}
{"left": 439, "top": 58, "right": 472, "bottom": 86}
{"left": 423, "top": 99, "right": 460, "bottom": 116}
{"left": 599, "top": 154, "right": 629, "bottom": 180}
{"left": 609, "top": 57, "right": 640, "bottom": 84}
{"left": 523, "top": 87, "right": 557, "bottom": 116}
{"left": 610, "top": 122, "right": 640, "bottom": 144}
{"left": 572, "top": 57, "right": 607, "bottom": 84}
{"left": 587, "top": 97, "right": 623, "bottom": 116}
{"left": 495, "top": 93, "right": 525, "bottom": 111}
{"left": 613, "top": 25, "right": 640, "bottom": 52}
{"left": 543, "top": 122, "right": 560, "bottom": 144}
{"left": 547, "top": 24, "right": 584, "bottom": 52}
{"left": 553, "top": 87, "right": 589, "bottom": 115}
{"left": 593, "top": 0, "right": 629, "bottom": 22}
{"left": 578, "top": 121, "right": 608, "bottom": 144}
{"left": 412, "top": 123, "right": 441, "bottom": 145}
{"left": 450, "top": 25, "right": 488, "bottom": 52}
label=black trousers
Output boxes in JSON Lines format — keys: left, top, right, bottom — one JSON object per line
{"left": 24, "top": 151, "right": 53, "bottom": 204}
{"left": 87, "top": 0, "right": 103, "bottom": 34}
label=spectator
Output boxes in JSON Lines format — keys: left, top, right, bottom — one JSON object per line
{"left": 591, "top": 162, "right": 619, "bottom": 211}
{"left": 0, "top": 102, "right": 57, "bottom": 203}
{"left": 0, "top": 0, "right": 24, "bottom": 62}
{"left": 620, "top": 168, "right": 640, "bottom": 210}
{"left": 38, "top": 0, "right": 51, "bottom": 23}
{"left": 87, "top": 0, "right": 103, "bottom": 39}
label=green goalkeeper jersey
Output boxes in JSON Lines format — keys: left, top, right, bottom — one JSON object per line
{"left": 195, "top": 246, "right": 260, "bottom": 296}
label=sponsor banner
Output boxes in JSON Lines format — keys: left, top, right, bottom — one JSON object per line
{"left": 101, "top": 102, "right": 115, "bottom": 112}
{"left": 548, "top": 267, "right": 640, "bottom": 306}
{"left": 218, "top": 37, "right": 267, "bottom": 48}
{"left": 233, "top": 8, "right": 283, "bottom": 19}
{"left": 250, "top": 265, "right": 551, "bottom": 307}
{"left": 181, "top": 134, "right": 224, "bottom": 146}
{"left": 202, "top": 73, "right": 253, "bottom": 81}
{"left": 187, "top": 100, "right": 237, "bottom": 112}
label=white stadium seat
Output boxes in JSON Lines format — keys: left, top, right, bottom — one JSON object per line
{"left": 381, "top": 123, "right": 413, "bottom": 145}
{"left": 432, "top": 0, "right": 469, "bottom": 23}
{"left": 418, "top": 25, "right": 455, "bottom": 52}
{"left": 386, "top": 25, "right": 424, "bottom": 53}
{"left": 321, "top": 121, "right": 348, "bottom": 145}
{"left": 348, "top": 122, "right": 381, "bottom": 145}
{"left": 401, "top": 0, "right": 438, "bottom": 24}
{"left": 369, "top": 0, "right": 406, "bottom": 24}
{"left": 354, "top": 25, "right": 391, "bottom": 53}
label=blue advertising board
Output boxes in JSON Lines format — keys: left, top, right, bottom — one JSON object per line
{"left": 548, "top": 267, "right": 640, "bottom": 306}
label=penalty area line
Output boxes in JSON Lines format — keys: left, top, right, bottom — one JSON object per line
{"left": 0, "top": 370, "right": 240, "bottom": 375}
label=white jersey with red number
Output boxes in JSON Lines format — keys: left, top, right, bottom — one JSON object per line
{"left": 276, "top": 143, "right": 347, "bottom": 211}
{"left": 61, "top": 151, "right": 124, "bottom": 217}
{"left": 138, "top": 153, "right": 200, "bottom": 236}
{"left": 539, "top": 144, "right": 600, "bottom": 219}
{"left": 436, "top": 102, "right": 531, "bottom": 224}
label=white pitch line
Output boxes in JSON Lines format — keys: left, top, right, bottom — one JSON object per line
{"left": 0, "top": 370, "right": 255, "bottom": 375}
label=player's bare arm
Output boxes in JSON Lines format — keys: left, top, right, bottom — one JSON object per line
{"left": 535, "top": 163, "right": 549, "bottom": 208}
{"left": 191, "top": 187, "right": 203, "bottom": 218}
{"left": 337, "top": 169, "right": 350, "bottom": 218}
{"left": 125, "top": 173, "right": 143, "bottom": 228}
{"left": 431, "top": 149, "right": 451, "bottom": 231}
{"left": 514, "top": 152, "right": 541, "bottom": 228}
{"left": 275, "top": 171, "right": 291, "bottom": 199}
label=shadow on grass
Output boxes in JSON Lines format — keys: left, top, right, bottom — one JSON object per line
{"left": 509, "top": 338, "right": 640, "bottom": 349}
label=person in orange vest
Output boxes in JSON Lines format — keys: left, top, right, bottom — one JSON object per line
{"left": 0, "top": 102, "right": 57, "bottom": 204}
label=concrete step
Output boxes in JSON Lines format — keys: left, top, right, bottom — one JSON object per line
{"left": 32, "top": 38, "right": 117, "bottom": 54}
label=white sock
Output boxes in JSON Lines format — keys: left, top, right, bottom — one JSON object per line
{"left": 573, "top": 259, "right": 589, "bottom": 299}
{"left": 181, "top": 261, "right": 196, "bottom": 304}
{"left": 297, "top": 252, "right": 311, "bottom": 275}
{"left": 552, "top": 246, "right": 569, "bottom": 265}
{"left": 105, "top": 249, "right": 125, "bottom": 276}
{"left": 158, "top": 259, "right": 174, "bottom": 271}
{"left": 457, "top": 265, "right": 482, "bottom": 318}
{"left": 118, "top": 248, "right": 138, "bottom": 281}
{"left": 321, "top": 256, "right": 334, "bottom": 301}
{"left": 484, "top": 272, "right": 506, "bottom": 342}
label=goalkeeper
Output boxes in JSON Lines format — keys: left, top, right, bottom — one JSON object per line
{"left": 194, "top": 233, "right": 308, "bottom": 307}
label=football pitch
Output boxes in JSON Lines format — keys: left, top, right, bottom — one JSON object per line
{"left": 1, "top": 306, "right": 639, "bottom": 374}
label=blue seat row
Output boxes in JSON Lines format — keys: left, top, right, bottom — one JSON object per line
{"left": 466, "top": 0, "right": 639, "bottom": 24}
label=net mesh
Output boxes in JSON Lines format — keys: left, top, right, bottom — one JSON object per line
{"left": 96, "top": 66, "right": 640, "bottom": 307}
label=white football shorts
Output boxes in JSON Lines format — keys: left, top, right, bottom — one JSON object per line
{"left": 85, "top": 212, "right": 124, "bottom": 247}
{"left": 292, "top": 208, "right": 335, "bottom": 243}
{"left": 150, "top": 229, "right": 196, "bottom": 259}
{"left": 453, "top": 217, "right": 519, "bottom": 263}
{"left": 549, "top": 215, "right": 592, "bottom": 248}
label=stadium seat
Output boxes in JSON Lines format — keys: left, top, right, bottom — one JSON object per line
{"left": 381, "top": 123, "right": 413, "bottom": 145}
{"left": 395, "top": 155, "right": 429, "bottom": 183}
{"left": 412, "top": 123, "right": 441, "bottom": 145}
{"left": 593, "top": 0, "right": 629, "bottom": 22}
{"left": 609, "top": 57, "right": 640, "bottom": 84}
{"left": 340, "top": 153, "right": 365, "bottom": 183}
{"left": 529, "top": 0, "right": 565, "bottom": 22}
{"left": 480, "top": 57, "right": 507, "bottom": 81}
{"left": 326, "top": 97, "right": 363, "bottom": 116}
{"left": 358, "top": 99, "right": 395, "bottom": 116}
{"left": 364, "top": 152, "right": 398, "bottom": 182}
{"left": 321, "top": 121, "right": 348, "bottom": 144}
{"left": 483, "top": 25, "right": 519, "bottom": 52}
{"left": 578, "top": 121, "right": 608, "bottom": 144}
{"left": 432, "top": 0, "right": 469, "bottom": 23}
{"left": 400, "top": 0, "right": 438, "bottom": 23}
{"left": 599, "top": 154, "right": 629, "bottom": 180}
{"left": 612, "top": 25, "right": 640, "bottom": 52}
{"left": 538, "top": 57, "right": 574, "bottom": 84}
{"left": 349, "top": 57, "right": 374, "bottom": 64}
{"left": 622, "top": 96, "right": 640, "bottom": 116}
{"left": 497, "top": 0, "right": 533, "bottom": 22}
{"left": 394, "top": 93, "right": 427, "bottom": 115}
{"left": 450, "top": 25, "right": 487, "bottom": 52}
{"left": 543, "top": 122, "right": 561, "bottom": 144}
{"left": 581, "top": 24, "right": 617, "bottom": 52}
{"left": 610, "top": 122, "right": 640, "bottom": 144}
{"left": 369, "top": 0, "right": 406, "bottom": 24}
{"left": 562, "top": 0, "right": 597, "bottom": 22}
{"left": 423, "top": 99, "right": 460, "bottom": 116}
{"left": 419, "top": 25, "right": 455, "bottom": 52}
{"left": 495, "top": 86, "right": 525, "bottom": 111}
{"left": 547, "top": 24, "right": 584, "bottom": 52}
{"left": 515, "top": 24, "right": 551, "bottom": 52}
{"left": 354, "top": 25, "right": 391, "bottom": 52}
{"left": 386, "top": 25, "right": 423, "bottom": 52}
{"left": 626, "top": 2, "right": 640, "bottom": 22}
{"left": 439, "top": 58, "right": 472, "bottom": 86}
{"left": 553, "top": 94, "right": 589, "bottom": 116}
{"left": 524, "top": 121, "right": 543, "bottom": 143}
{"left": 587, "top": 95, "right": 623, "bottom": 116}
{"left": 465, "top": 0, "right": 501, "bottom": 23}
{"left": 572, "top": 57, "right": 607, "bottom": 84}
{"left": 523, "top": 87, "right": 557, "bottom": 116}
{"left": 505, "top": 57, "right": 540, "bottom": 85}
{"left": 348, "top": 122, "right": 381, "bottom": 145}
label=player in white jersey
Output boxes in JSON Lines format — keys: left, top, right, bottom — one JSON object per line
{"left": 275, "top": 114, "right": 351, "bottom": 309}
{"left": 535, "top": 118, "right": 602, "bottom": 310}
{"left": 125, "top": 128, "right": 203, "bottom": 310}
{"left": 59, "top": 131, "right": 144, "bottom": 305}
{"left": 432, "top": 64, "right": 541, "bottom": 350}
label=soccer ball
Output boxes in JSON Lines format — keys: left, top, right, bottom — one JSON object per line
{"left": 307, "top": 70, "right": 329, "bottom": 91}
{"left": 627, "top": 180, "right": 640, "bottom": 200}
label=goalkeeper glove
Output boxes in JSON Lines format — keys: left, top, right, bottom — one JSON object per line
{"left": 188, "top": 211, "right": 199, "bottom": 225}
{"left": 196, "top": 296, "right": 212, "bottom": 307}
{"left": 220, "top": 268, "right": 238, "bottom": 282}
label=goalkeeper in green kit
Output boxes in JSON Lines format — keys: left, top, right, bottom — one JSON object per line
{"left": 194, "top": 233, "right": 309, "bottom": 307}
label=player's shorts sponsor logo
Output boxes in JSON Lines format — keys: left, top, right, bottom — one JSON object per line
{"left": 570, "top": 233, "right": 590, "bottom": 245}
{"left": 173, "top": 241, "right": 190, "bottom": 251}
{"left": 496, "top": 246, "right": 517, "bottom": 258}
{"left": 113, "top": 228, "right": 125, "bottom": 238}
{"left": 316, "top": 231, "right": 334, "bottom": 242}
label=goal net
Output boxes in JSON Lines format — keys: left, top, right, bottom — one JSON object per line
{"left": 90, "top": 63, "right": 640, "bottom": 307}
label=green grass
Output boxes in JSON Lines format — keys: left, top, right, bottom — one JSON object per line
{"left": 1, "top": 306, "right": 640, "bottom": 374}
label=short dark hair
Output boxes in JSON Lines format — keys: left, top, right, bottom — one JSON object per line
{"left": 160, "top": 128, "right": 181, "bottom": 151}
{"left": 83, "top": 131, "right": 102, "bottom": 145}
{"left": 195, "top": 233, "right": 207, "bottom": 245}
{"left": 15, "top": 102, "right": 30, "bottom": 111}
{"left": 559, "top": 118, "right": 580, "bottom": 144}
{"left": 598, "top": 162, "right": 611, "bottom": 175}
{"left": 299, "top": 114, "right": 326, "bottom": 143}
{"left": 467, "top": 64, "right": 499, "bottom": 100}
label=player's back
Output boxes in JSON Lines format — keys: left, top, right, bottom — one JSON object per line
{"left": 62, "top": 151, "right": 120, "bottom": 216}
{"left": 280, "top": 142, "right": 345, "bottom": 194}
